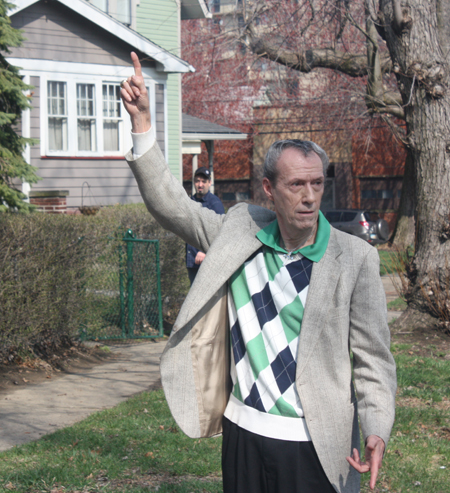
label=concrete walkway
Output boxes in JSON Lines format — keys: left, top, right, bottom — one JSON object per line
{"left": 0, "top": 275, "right": 403, "bottom": 452}
{"left": 0, "top": 340, "right": 166, "bottom": 451}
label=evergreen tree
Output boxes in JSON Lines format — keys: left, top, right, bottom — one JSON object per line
{"left": 0, "top": 0, "right": 39, "bottom": 213}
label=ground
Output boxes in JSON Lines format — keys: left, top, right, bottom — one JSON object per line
{"left": 390, "top": 320, "right": 450, "bottom": 359}
{"left": 0, "top": 317, "right": 448, "bottom": 399}
{"left": 0, "top": 341, "right": 115, "bottom": 397}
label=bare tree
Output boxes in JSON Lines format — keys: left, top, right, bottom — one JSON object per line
{"left": 201, "top": 0, "right": 450, "bottom": 327}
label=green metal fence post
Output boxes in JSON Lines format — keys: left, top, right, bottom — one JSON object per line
{"left": 125, "top": 229, "right": 134, "bottom": 336}
{"left": 155, "top": 240, "right": 163, "bottom": 336}
{"left": 119, "top": 241, "right": 126, "bottom": 337}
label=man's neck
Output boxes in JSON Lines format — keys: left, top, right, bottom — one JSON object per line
{"left": 280, "top": 222, "right": 318, "bottom": 252}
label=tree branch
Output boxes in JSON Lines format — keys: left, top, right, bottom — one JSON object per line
{"left": 248, "top": 37, "right": 392, "bottom": 78}
{"left": 365, "top": 92, "right": 405, "bottom": 119}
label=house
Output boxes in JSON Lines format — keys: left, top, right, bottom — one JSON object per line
{"left": 7, "top": 0, "right": 209, "bottom": 211}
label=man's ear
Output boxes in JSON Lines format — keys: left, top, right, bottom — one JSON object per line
{"left": 262, "top": 177, "right": 274, "bottom": 202}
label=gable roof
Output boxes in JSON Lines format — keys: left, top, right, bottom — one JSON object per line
{"left": 9, "top": 0, "right": 195, "bottom": 73}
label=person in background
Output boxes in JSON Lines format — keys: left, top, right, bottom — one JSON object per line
{"left": 186, "top": 167, "right": 225, "bottom": 285}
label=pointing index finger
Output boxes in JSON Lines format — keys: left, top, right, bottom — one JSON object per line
{"left": 131, "top": 51, "right": 142, "bottom": 77}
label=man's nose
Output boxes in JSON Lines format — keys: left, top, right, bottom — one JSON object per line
{"left": 302, "top": 184, "right": 315, "bottom": 203}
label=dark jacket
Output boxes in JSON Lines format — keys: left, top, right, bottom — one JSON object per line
{"left": 186, "top": 191, "right": 225, "bottom": 268}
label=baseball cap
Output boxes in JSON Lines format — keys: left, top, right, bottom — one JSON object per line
{"left": 194, "top": 167, "right": 211, "bottom": 179}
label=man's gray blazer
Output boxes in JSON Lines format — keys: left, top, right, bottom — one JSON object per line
{"left": 126, "top": 141, "right": 397, "bottom": 493}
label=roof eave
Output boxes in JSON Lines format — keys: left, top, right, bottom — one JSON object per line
{"left": 9, "top": 0, "right": 195, "bottom": 73}
{"left": 182, "top": 133, "right": 248, "bottom": 141}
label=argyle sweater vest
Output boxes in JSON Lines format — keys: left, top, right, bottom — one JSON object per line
{"left": 223, "top": 245, "right": 313, "bottom": 441}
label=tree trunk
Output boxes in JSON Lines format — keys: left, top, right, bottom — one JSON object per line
{"left": 390, "top": 148, "right": 415, "bottom": 249}
{"left": 380, "top": 0, "right": 450, "bottom": 317}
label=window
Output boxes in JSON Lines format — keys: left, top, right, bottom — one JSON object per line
{"left": 342, "top": 212, "right": 357, "bottom": 222}
{"left": 102, "top": 84, "right": 121, "bottom": 152}
{"left": 222, "top": 192, "right": 236, "bottom": 201}
{"left": 325, "top": 211, "right": 341, "bottom": 222}
{"left": 48, "top": 81, "right": 67, "bottom": 151}
{"left": 211, "top": 0, "right": 220, "bottom": 13}
{"left": 77, "top": 84, "right": 96, "bottom": 152}
{"left": 361, "top": 190, "right": 394, "bottom": 199}
{"left": 88, "top": 0, "right": 131, "bottom": 25}
{"left": 45, "top": 80, "right": 128, "bottom": 156}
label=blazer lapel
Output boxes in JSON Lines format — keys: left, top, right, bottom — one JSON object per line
{"left": 296, "top": 231, "right": 342, "bottom": 377}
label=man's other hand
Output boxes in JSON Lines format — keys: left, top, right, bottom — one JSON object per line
{"left": 195, "top": 252, "right": 206, "bottom": 265}
{"left": 120, "top": 52, "right": 151, "bottom": 133}
{"left": 346, "top": 435, "right": 385, "bottom": 490}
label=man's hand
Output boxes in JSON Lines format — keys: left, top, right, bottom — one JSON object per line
{"left": 194, "top": 252, "right": 206, "bottom": 265}
{"left": 346, "top": 435, "right": 385, "bottom": 490}
{"left": 120, "top": 52, "right": 151, "bottom": 134}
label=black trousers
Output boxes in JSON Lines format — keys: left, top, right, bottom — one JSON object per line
{"left": 222, "top": 417, "right": 336, "bottom": 493}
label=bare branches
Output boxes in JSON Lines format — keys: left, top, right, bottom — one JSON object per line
{"left": 248, "top": 35, "right": 392, "bottom": 78}
{"left": 365, "top": 91, "right": 405, "bottom": 119}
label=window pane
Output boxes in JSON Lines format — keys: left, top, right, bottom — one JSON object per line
{"left": 103, "top": 120, "right": 119, "bottom": 151}
{"left": 77, "top": 84, "right": 95, "bottom": 117}
{"left": 48, "top": 81, "right": 66, "bottom": 116}
{"left": 78, "top": 119, "right": 97, "bottom": 151}
{"left": 89, "top": 0, "right": 107, "bottom": 9}
{"left": 49, "top": 117, "right": 67, "bottom": 151}
{"left": 116, "top": 0, "right": 131, "bottom": 24}
{"left": 325, "top": 212, "right": 341, "bottom": 222}
{"left": 342, "top": 212, "right": 357, "bottom": 222}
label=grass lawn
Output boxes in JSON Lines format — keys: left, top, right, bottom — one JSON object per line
{"left": 1, "top": 345, "right": 449, "bottom": 492}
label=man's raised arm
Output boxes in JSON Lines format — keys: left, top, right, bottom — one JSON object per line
{"left": 120, "top": 53, "right": 225, "bottom": 253}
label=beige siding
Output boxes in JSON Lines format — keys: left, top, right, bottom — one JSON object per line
{"left": 10, "top": 1, "right": 155, "bottom": 68}
{"left": 31, "top": 157, "right": 142, "bottom": 208}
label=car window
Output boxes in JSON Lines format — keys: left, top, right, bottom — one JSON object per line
{"left": 325, "top": 211, "right": 342, "bottom": 222}
{"left": 342, "top": 212, "right": 357, "bottom": 222}
{"left": 363, "top": 212, "right": 372, "bottom": 222}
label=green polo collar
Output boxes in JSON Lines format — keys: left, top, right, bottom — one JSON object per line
{"left": 256, "top": 211, "right": 330, "bottom": 262}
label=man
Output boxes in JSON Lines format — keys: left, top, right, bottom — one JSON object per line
{"left": 121, "top": 52, "right": 396, "bottom": 493}
{"left": 186, "top": 167, "right": 225, "bottom": 285}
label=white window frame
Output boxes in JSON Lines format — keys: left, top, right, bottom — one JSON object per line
{"left": 40, "top": 74, "right": 157, "bottom": 158}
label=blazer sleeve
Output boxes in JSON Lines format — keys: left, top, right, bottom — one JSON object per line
{"left": 126, "top": 141, "right": 225, "bottom": 252}
{"left": 349, "top": 247, "right": 397, "bottom": 446}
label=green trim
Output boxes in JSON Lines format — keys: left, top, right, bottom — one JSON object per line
{"left": 256, "top": 211, "right": 330, "bottom": 262}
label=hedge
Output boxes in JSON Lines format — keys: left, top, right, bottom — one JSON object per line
{"left": 0, "top": 204, "right": 189, "bottom": 360}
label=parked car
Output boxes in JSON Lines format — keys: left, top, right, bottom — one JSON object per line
{"left": 324, "top": 209, "right": 390, "bottom": 245}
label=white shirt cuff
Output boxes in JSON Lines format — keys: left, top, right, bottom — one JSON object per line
{"left": 131, "top": 126, "right": 155, "bottom": 159}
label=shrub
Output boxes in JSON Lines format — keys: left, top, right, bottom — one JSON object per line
{"left": 0, "top": 204, "right": 190, "bottom": 359}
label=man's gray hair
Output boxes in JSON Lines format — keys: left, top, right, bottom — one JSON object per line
{"left": 263, "top": 139, "right": 330, "bottom": 184}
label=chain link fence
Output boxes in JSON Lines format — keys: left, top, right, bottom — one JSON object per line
{"left": 80, "top": 229, "right": 163, "bottom": 341}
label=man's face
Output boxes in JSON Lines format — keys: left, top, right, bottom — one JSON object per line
{"left": 194, "top": 175, "right": 211, "bottom": 196}
{"left": 262, "top": 147, "right": 324, "bottom": 235}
